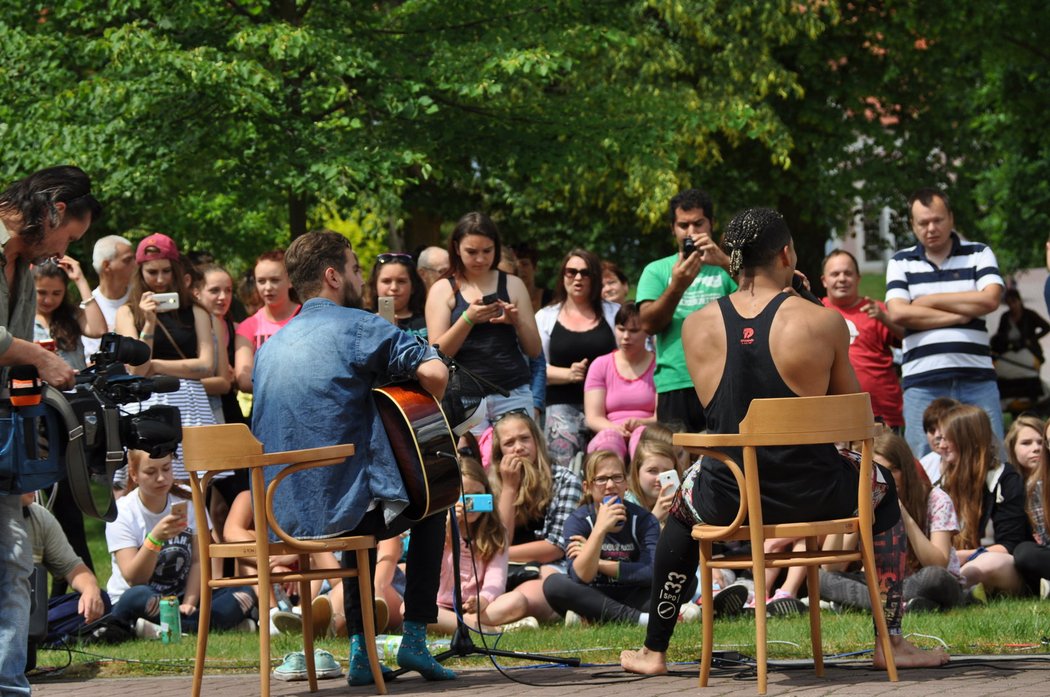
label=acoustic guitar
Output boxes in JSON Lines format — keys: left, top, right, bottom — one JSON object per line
{"left": 373, "top": 382, "right": 461, "bottom": 521}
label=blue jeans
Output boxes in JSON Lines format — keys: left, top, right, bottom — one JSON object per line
{"left": 463, "top": 384, "right": 534, "bottom": 436}
{"left": 903, "top": 377, "right": 1003, "bottom": 457}
{"left": 111, "top": 584, "right": 254, "bottom": 632}
{"left": 0, "top": 495, "right": 32, "bottom": 696}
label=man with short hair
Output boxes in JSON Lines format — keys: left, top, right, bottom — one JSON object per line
{"left": 81, "top": 234, "right": 135, "bottom": 359}
{"left": 821, "top": 249, "right": 905, "bottom": 428}
{"left": 885, "top": 188, "right": 1004, "bottom": 456}
{"left": 0, "top": 165, "right": 100, "bottom": 696}
{"left": 252, "top": 230, "right": 455, "bottom": 686}
{"left": 416, "top": 245, "right": 449, "bottom": 290}
{"left": 621, "top": 207, "right": 948, "bottom": 677}
{"left": 636, "top": 189, "right": 736, "bottom": 432}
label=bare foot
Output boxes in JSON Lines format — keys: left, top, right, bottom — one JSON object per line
{"left": 620, "top": 647, "right": 668, "bottom": 675}
{"left": 873, "top": 636, "right": 950, "bottom": 669}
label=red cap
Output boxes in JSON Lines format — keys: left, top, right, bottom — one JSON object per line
{"left": 136, "top": 233, "right": 180, "bottom": 264}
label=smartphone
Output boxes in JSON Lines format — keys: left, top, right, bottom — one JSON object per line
{"left": 480, "top": 292, "right": 500, "bottom": 305}
{"left": 460, "top": 493, "right": 493, "bottom": 512}
{"left": 658, "top": 469, "right": 681, "bottom": 494}
{"left": 170, "top": 500, "right": 188, "bottom": 518}
{"left": 377, "top": 296, "right": 396, "bottom": 323}
{"left": 682, "top": 237, "right": 697, "bottom": 257}
{"left": 36, "top": 339, "right": 57, "bottom": 352}
{"left": 153, "top": 292, "right": 180, "bottom": 313}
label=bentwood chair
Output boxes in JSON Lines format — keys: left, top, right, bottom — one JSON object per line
{"left": 674, "top": 393, "right": 897, "bottom": 694}
{"left": 183, "top": 423, "right": 386, "bottom": 697}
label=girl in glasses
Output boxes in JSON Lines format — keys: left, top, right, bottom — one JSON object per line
{"left": 541, "top": 450, "right": 661, "bottom": 626}
{"left": 535, "top": 249, "right": 619, "bottom": 472}
{"left": 367, "top": 253, "right": 428, "bottom": 338}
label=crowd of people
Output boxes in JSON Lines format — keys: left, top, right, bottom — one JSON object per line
{"left": 5, "top": 166, "right": 1050, "bottom": 692}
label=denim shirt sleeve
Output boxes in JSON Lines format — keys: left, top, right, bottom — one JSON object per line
{"left": 352, "top": 312, "right": 439, "bottom": 383}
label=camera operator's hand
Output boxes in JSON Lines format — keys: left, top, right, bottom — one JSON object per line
{"left": 34, "top": 343, "right": 75, "bottom": 389}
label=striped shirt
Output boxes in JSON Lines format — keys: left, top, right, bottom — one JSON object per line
{"left": 885, "top": 232, "right": 1003, "bottom": 389}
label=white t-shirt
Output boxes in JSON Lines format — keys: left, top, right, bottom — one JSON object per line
{"left": 920, "top": 450, "right": 942, "bottom": 486}
{"left": 82, "top": 286, "right": 130, "bottom": 360}
{"left": 105, "top": 489, "right": 208, "bottom": 603}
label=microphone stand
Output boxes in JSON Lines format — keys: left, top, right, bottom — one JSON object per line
{"left": 387, "top": 504, "right": 580, "bottom": 677}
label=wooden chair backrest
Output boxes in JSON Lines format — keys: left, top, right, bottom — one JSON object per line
{"left": 737, "top": 393, "right": 875, "bottom": 446}
{"left": 182, "top": 423, "right": 263, "bottom": 471}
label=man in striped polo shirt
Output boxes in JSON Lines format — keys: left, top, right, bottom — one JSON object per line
{"left": 885, "top": 187, "right": 1004, "bottom": 457}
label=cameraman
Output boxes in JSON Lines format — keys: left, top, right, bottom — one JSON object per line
{"left": 1, "top": 166, "right": 101, "bottom": 695}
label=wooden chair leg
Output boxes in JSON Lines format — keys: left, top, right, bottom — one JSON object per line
{"left": 859, "top": 530, "right": 898, "bottom": 682}
{"left": 258, "top": 580, "right": 272, "bottom": 697}
{"left": 192, "top": 582, "right": 212, "bottom": 697}
{"left": 357, "top": 547, "right": 387, "bottom": 695}
{"left": 698, "top": 542, "right": 715, "bottom": 688}
{"left": 300, "top": 556, "right": 318, "bottom": 693}
{"left": 751, "top": 537, "right": 768, "bottom": 695}
{"left": 805, "top": 537, "right": 824, "bottom": 677}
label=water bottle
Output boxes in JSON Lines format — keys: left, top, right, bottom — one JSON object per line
{"left": 159, "top": 596, "right": 181, "bottom": 644}
{"left": 375, "top": 634, "right": 403, "bottom": 661}
{"left": 273, "top": 584, "right": 293, "bottom": 612}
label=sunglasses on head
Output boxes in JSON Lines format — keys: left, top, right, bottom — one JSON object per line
{"left": 376, "top": 253, "right": 415, "bottom": 268}
{"left": 493, "top": 408, "right": 531, "bottom": 425}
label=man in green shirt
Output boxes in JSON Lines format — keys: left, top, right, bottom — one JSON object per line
{"left": 636, "top": 189, "right": 736, "bottom": 432}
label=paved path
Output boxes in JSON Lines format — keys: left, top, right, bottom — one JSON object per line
{"left": 28, "top": 656, "right": 1050, "bottom": 697}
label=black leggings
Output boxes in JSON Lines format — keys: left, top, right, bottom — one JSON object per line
{"left": 543, "top": 573, "right": 651, "bottom": 624}
{"left": 643, "top": 493, "right": 905, "bottom": 652}
{"left": 341, "top": 508, "right": 445, "bottom": 635}
{"left": 1013, "top": 540, "right": 1050, "bottom": 591}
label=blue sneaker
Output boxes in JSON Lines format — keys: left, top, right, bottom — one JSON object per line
{"left": 313, "top": 649, "right": 343, "bottom": 679}
{"left": 273, "top": 652, "right": 307, "bottom": 681}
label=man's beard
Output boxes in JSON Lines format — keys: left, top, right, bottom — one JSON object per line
{"left": 342, "top": 283, "right": 362, "bottom": 309}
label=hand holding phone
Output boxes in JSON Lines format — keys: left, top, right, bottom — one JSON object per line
{"left": 480, "top": 292, "right": 500, "bottom": 305}
{"left": 657, "top": 469, "right": 681, "bottom": 494}
{"left": 377, "top": 296, "right": 396, "bottom": 323}
{"left": 460, "top": 493, "right": 493, "bottom": 512}
{"left": 153, "top": 292, "right": 180, "bottom": 313}
{"left": 170, "top": 501, "right": 188, "bottom": 519}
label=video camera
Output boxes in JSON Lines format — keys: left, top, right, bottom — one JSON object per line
{"left": 1, "top": 333, "right": 182, "bottom": 521}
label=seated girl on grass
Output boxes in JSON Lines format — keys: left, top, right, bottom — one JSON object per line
{"left": 625, "top": 436, "right": 679, "bottom": 525}
{"left": 431, "top": 457, "right": 534, "bottom": 633}
{"left": 1004, "top": 415, "right": 1050, "bottom": 595}
{"left": 105, "top": 449, "right": 255, "bottom": 637}
{"left": 542, "top": 450, "right": 661, "bottom": 625}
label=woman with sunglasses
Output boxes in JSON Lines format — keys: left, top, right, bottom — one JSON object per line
{"left": 426, "top": 212, "right": 542, "bottom": 433}
{"left": 535, "top": 249, "right": 619, "bottom": 472}
{"left": 367, "top": 253, "right": 428, "bottom": 338}
{"left": 234, "top": 250, "right": 300, "bottom": 394}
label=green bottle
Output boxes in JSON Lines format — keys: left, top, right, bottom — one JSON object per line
{"left": 159, "top": 596, "right": 182, "bottom": 644}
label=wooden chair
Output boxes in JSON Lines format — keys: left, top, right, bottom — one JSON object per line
{"left": 673, "top": 393, "right": 898, "bottom": 694}
{"left": 183, "top": 423, "right": 386, "bottom": 697}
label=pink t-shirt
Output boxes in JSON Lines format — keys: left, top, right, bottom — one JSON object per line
{"left": 583, "top": 351, "right": 657, "bottom": 423}
{"left": 436, "top": 538, "right": 508, "bottom": 610}
{"left": 235, "top": 306, "right": 300, "bottom": 350}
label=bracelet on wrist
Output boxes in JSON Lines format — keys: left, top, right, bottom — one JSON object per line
{"left": 144, "top": 538, "right": 162, "bottom": 552}
{"left": 140, "top": 331, "right": 155, "bottom": 341}
{"left": 79, "top": 297, "right": 97, "bottom": 310}
{"left": 146, "top": 532, "right": 164, "bottom": 547}
{"left": 461, "top": 314, "right": 474, "bottom": 327}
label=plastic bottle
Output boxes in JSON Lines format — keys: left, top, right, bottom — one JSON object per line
{"left": 374, "top": 634, "right": 453, "bottom": 662}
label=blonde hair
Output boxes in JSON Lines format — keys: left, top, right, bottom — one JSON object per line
{"left": 938, "top": 405, "right": 1000, "bottom": 550}
{"left": 1005, "top": 414, "right": 1050, "bottom": 536}
{"left": 490, "top": 413, "right": 553, "bottom": 528}
{"left": 628, "top": 437, "right": 678, "bottom": 510}
{"left": 580, "top": 450, "right": 627, "bottom": 505}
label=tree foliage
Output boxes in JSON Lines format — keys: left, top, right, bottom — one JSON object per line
{"left": 0, "top": 1, "right": 1046, "bottom": 282}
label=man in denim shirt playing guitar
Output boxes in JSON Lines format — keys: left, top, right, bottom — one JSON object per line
{"left": 252, "top": 230, "right": 455, "bottom": 685}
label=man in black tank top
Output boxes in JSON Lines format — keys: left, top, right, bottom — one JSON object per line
{"left": 621, "top": 208, "right": 949, "bottom": 677}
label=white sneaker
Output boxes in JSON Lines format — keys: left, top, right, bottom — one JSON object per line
{"left": 134, "top": 617, "right": 162, "bottom": 639}
{"left": 235, "top": 617, "right": 258, "bottom": 633}
{"left": 678, "top": 602, "right": 701, "bottom": 623}
{"left": 502, "top": 616, "right": 540, "bottom": 632}
{"left": 1041, "top": 578, "right": 1050, "bottom": 600}
{"left": 563, "top": 610, "right": 582, "bottom": 627}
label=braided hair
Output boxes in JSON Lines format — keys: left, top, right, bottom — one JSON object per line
{"left": 722, "top": 207, "right": 791, "bottom": 276}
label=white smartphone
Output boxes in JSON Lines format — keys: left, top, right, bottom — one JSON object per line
{"left": 153, "top": 292, "right": 180, "bottom": 313}
{"left": 377, "top": 296, "right": 395, "bottom": 323}
{"left": 658, "top": 469, "right": 681, "bottom": 494}
{"left": 170, "top": 500, "right": 188, "bottom": 518}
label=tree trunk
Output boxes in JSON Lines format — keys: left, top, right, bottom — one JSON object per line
{"left": 289, "top": 191, "right": 308, "bottom": 239}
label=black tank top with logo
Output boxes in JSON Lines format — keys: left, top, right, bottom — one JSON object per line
{"left": 695, "top": 293, "right": 857, "bottom": 525}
